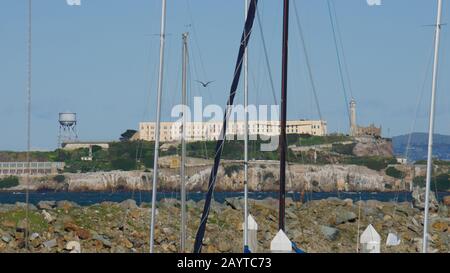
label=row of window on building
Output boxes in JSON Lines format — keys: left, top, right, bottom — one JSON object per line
{"left": 0, "top": 162, "right": 64, "bottom": 175}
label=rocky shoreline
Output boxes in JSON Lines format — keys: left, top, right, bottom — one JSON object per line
{"left": 4, "top": 160, "right": 419, "bottom": 193}
{"left": 0, "top": 191, "right": 448, "bottom": 253}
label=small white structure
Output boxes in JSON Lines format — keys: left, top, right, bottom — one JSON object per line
{"left": 242, "top": 214, "right": 258, "bottom": 253}
{"left": 58, "top": 112, "right": 78, "bottom": 147}
{"left": 386, "top": 233, "right": 401, "bottom": 247}
{"left": 270, "top": 230, "right": 292, "bottom": 253}
{"left": 396, "top": 157, "right": 408, "bottom": 165}
{"left": 360, "top": 224, "right": 381, "bottom": 253}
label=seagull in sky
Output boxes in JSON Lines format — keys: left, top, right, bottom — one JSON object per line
{"left": 196, "top": 80, "right": 215, "bottom": 88}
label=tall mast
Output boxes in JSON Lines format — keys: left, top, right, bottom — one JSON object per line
{"left": 25, "top": 0, "right": 32, "bottom": 250}
{"left": 150, "top": 0, "right": 167, "bottom": 253}
{"left": 243, "top": 0, "right": 250, "bottom": 251}
{"left": 279, "top": 0, "right": 289, "bottom": 232}
{"left": 180, "top": 32, "right": 188, "bottom": 253}
{"left": 193, "top": 0, "right": 258, "bottom": 253}
{"left": 423, "top": 0, "right": 442, "bottom": 254}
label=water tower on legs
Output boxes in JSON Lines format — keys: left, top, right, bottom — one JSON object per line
{"left": 58, "top": 112, "right": 78, "bottom": 148}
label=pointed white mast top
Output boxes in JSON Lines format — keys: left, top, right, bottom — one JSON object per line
{"left": 270, "top": 229, "right": 292, "bottom": 253}
{"left": 360, "top": 224, "right": 381, "bottom": 243}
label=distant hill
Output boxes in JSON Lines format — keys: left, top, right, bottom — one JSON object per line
{"left": 392, "top": 133, "right": 450, "bottom": 161}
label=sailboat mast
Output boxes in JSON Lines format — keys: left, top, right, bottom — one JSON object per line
{"left": 423, "top": 0, "right": 442, "bottom": 254}
{"left": 150, "top": 0, "right": 167, "bottom": 253}
{"left": 279, "top": 0, "right": 289, "bottom": 232}
{"left": 243, "top": 0, "right": 249, "bottom": 250}
{"left": 180, "top": 32, "right": 188, "bottom": 253}
{"left": 25, "top": 0, "right": 32, "bottom": 250}
{"left": 193, "top": 0, "right": 258, "bottom": 253}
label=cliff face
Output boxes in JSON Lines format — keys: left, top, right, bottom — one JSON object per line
{"left": 12, "top": 161, "right": 400, "bottom": 192}
{"left": 352, "top": 137, "right": 393, "bottom": 158}
{"left": 183, "top": 164, "right": 394, "bottom": 192}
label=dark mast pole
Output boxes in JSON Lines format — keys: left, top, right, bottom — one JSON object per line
{"left": 279, "top": 0, "right": 289, "bottom": 232}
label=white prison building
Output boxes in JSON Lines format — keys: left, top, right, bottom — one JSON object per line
{"left": 138, "top": 120, "right": 327, "bottom": 142}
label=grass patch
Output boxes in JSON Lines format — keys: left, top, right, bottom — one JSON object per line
{"left": 0, "top": 209, "right": 48, "bottom": 233}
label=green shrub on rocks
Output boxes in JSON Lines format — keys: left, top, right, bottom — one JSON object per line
{"left": 415, "top": 160, "right": 450, "bottom": 166}
{"left": 385, "top": 166, "right": 405, "bottom": 179}
{"left": 224, "top": 165, "right": 243, "bottom": 177}
{"left": 344, "top": 156, "right": 394, "bottom": 171}
{"left": 413, "top": 173, "right": 450, "bottom": 191}
{"left": 331, "top": 143, "right": 356, "bottom": 155}
{"left": 53, "top": 174, "right": 66, "bottom": 183}
{"left": 293, "top": 134, "right": 352, "bottom": 147}
{"left": 0, "top": 176, "right": 19, "bottom": 189}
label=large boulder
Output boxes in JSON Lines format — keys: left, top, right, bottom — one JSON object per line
{"left": 42, "top": 239, "right": 57, "bottom": 249}
{"left": 412, "top": 187, "right": 438, "bottom": 211}
{"left": 56, "top": 201, "right": 79, "bottom": 210}
{"left": 320, "top": 225, "right": 340, "bottom": 241}
{"left": 15, "top": 202, "right": 37, "bottom": 211}
{"left": 0, "top": 204, "right": 15, "bottom": 213}
{"left": 119, "top": 199, "right": 138, "bottom": 210}
{"left": 93, "top": 234, "right": 112, "bottom": 248}
{"left": 37, "top": 201, "right": 56, "bottom": 210}
{"left": 334, "top": 209, "right": 357, "bottom": 225}
{"left": 224, "top": 197, "right": 243, "bottom": 210}
{"left": 217, "top": 239, "right": 232, "bottom": 252}
{"left": 41, "top": 210, "right": 55, "bottom": 223}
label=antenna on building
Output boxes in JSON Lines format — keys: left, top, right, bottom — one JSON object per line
{"left": 58, "top": 112, "right": 78, "bottom": 148}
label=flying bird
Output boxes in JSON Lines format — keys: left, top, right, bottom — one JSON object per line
{"left": 196, "top": 80, "right": 215, "bottom": 88}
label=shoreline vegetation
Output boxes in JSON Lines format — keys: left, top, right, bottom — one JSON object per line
{"left": 1, "top": 136, "right": 448, "bottom": 193}
{"left": 1, "top": 135, "right": 393, "bottom": 172}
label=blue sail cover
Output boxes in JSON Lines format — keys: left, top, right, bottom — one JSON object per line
{"left": 292, "top": 242, "right": 306, "bottom": 254}
{"left": 193, "top": 0, "right": 259, "bottom": 253}
{"left": 244, "top": 245, "right": 251, "bottom": 253}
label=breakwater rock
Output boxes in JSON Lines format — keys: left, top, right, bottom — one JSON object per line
{"left": 0, "top": 198, "right": 448, "bottom": 253}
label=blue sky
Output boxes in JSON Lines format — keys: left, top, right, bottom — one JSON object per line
{"left": 0, "top": 0, "right": 449, "bottom": 151}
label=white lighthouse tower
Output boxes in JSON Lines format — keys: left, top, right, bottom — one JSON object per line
{"left": 349, "top": 98, "right": 357, "bottom": 137}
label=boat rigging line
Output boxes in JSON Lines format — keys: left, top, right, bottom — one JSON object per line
{"left": 292, "top": 0, "right": 323, "bottom": 121}
{"left": 326, "top": 0, "right": 352, "bottom": 125}
{"left": 256, "top": 6, "right": 278, "bottom": 105}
